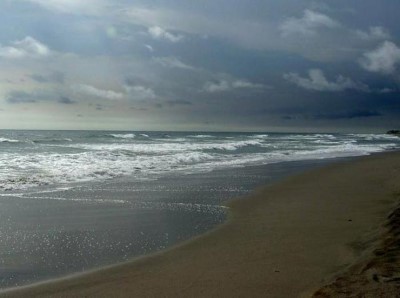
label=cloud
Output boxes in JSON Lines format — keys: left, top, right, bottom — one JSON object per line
{"left": 0, "top": 36, "right": 50, "bottom": 59}
{"left": 379, "top": 87, "right": 396, "bottom": 94}
{"left": 144, "top": 44, "right": 154, "bottom": 52}
{"left": 204, "top": 80, "right": 230, "bottom": 93}
{"left": 280, "top": 10, "right": 340, "bottom": 36}
{"left": 125, "top": 85, "right": 156, "bottom": 100}
{"left": 123, "top": 7, "right": 276, "bottom": 50}
{"left": 313, "top": 110, "right": 381, "bottom": 120}
{"left": 121, "top": 5, "right": 381, "bottom": 63}
{"left": 360, "top": 41, "right": 400, "bottom": 74}
{"left": 148, "top": 26, "right": 183, "bottom": 43}
{"left": 25, "top": 0, "right": 107, "bottom": 15}
{"left": 6, "top": 91, "right": 38, "bottom": 104}
{"left": 6, "top": 90, "right": 72, "bottom": 104}
{"left": 153, "top": 56, "right": 194, "bottom": 70}
{"left": 30, "top": 71, "right": 65, "bottom": 84}
{"left": 154, "top": 99, "right": 193, "bottom": 109}
{"left": 203, "top": 79, "right": 265, "bottom": 93}
{"left": 73, "top": 84, "right": 124, "bottom": 100}
{"left": 355, "top": 26, "right": 390, "bottom": 41}
{"left": 166, "top": 99, "right": 192, "bottom": 106}
{"left": 231, "top": 80, "right": 264, "bottom": 89}
{"left": 58, "top": 96, "right": 76, "bottom": 104}
{"left": 284, "top": 69, "right": 369, "bottom": 92}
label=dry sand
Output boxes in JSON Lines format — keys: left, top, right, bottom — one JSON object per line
{"left": 1, "top": 151, "right": 400, "bottom": 297}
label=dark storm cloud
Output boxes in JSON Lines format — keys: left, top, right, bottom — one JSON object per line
{"left": 58, "top": 96, "right": 76, "bottom": 104}
{"left": 30, "top": 71, "right": 65, "bottom": 84}
{"left": 165, "top": 100, "right": 192, "bottom": 106}
{"left": 6, "top": 91, "right": 37, "bottom": 104}
{"left": 6, "top": 90, "right": 74, "bottom": 105}
{"left": 283, "top": 69, "right": 370, "bottom": 92}
{"left": 1, "top": 0, "right": 400, "bottom": 131}
{"left": 313, "top": 110, "right": 382, "bottom": 120}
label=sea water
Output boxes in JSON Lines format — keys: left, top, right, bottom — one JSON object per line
{"left": 0, "top": 130, "right": 399, "bottom": 288}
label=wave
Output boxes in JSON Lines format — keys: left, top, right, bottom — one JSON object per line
{"left": 67, "top": 139, "right": 263, "bottom": 153}
{"left": 248, "top": 134, "right": 269, "bottom": 139}
{"left": 0, "top": 150, "right": 215, "bottom": 191}
{"left": 348, "top": 134, "right": 400, "bottom": 141}
{"left": 109, "top": 133, "right": 136, "bottom": 139}
{"left": 32, "top": 138, "right": 72, "bottom": 143}
{"left": 1, "top": 132, "right": 399, "bottom": 192}
{"left": 193, "top": 142, "right": 396, "bottom": 172}
{"left": 187, "top": 134, "right": 215, "bottom": 138}
{"left": 0, "top": 137, "right": 19, "bottom": 143}
{"left": 282, "top": 134, "right": 337, "bottom": 140}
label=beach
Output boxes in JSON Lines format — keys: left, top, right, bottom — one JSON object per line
{"left": 1, "top": 151, "right": 399, "bottom": 297}
{"left": 2, "top": 0, "right": 400, "bottom": 296}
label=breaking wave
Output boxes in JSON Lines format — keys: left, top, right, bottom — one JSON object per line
{"left": 0, "top": 131, "right": 399, "bottom": 191}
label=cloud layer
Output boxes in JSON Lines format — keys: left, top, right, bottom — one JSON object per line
{"left": 148, "top": 26, "right": 183, "bottom": 43}
{"left": 284, "top": 69, "right": 369, "bottom": 92}
{"left": 0, "top": 36, "right": 50, "bottom": 59}
{"left": 280, "top": 10, "right": 340, "bottom": 36}
{"left": 0, "top": 1, "right": 399, "bottom": 131}
{"left": 360, "top": 41, "right": 400, "bottom": 74}
{"left": 73, "top": 84, "right": 124, "bottom": 100}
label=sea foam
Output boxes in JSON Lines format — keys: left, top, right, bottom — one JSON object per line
{"left": 0, "top": 131, "right": 399, "bottom": 191}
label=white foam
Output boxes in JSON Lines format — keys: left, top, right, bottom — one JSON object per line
{"left": 109, "top": 133, "right": 136, "bottom": 139}
{"left": 282, "top": 134, "right": 337, "bottom": 140}
{"left": 67, "top": 139, "right": 262, "bottom": 153}
{"left": 0, "top": 133, "right": 399, "bottom": 191}
{"left": 187, "top": 134, "right": 215, "bottom": 138}
{"left": 0, "top": 192, "right": 127, "bottom": 204}
{"left": 249, "top": 134, "right": 269, "bottom": 139}
{"left": 0, "top": 150, "right": 217, "bottom": 191}
{"left": 348, "top": 134, "right": 400, "bottom": 141}
{"left": 32, "top": 138, "right": 72, "bottom": 143}
{"left": 0, "top": 137, "right": 19, "bottom": 143}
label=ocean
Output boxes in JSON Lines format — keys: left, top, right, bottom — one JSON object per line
{"left": 0, "top": 130, "right": 399, "bottom": 288}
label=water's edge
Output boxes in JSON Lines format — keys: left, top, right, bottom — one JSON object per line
{"left": 0, "top": 154, "right": 356, "bottom": 293}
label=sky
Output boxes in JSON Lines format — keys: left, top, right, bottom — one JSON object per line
{"left": 0, "top": 0, "right": 399, "bottom": 132}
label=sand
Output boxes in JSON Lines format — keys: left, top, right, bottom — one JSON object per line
{"left": 1, "top": 151, "right": 400, "bottom": 297}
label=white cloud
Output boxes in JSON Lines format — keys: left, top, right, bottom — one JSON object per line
{"left": 25, "top": 0, "right": 107, "bottom": 15}
{"left": 0, "top": 36, "right": 50, "bottom": 59}
{"left": 73, "top": 84, "right": 124, "bottom": 100}
{"left": 144, "top": 44, "right": 154, "bottom": 52}
{"left": 125, "top": 85, "right": 156, "bottom": 100}
{"left": 284, "top": 69, "right": 368, "bottom": 92}
{"left": 120, "top": 7, "right": 355, "bottom": 62}
{"left": 123, "top": 7, "right": 279, "bottom": 51}
{"left": 355, "top": 26, "right": 390, "bottom": 41}
{"left": 232, "top": 80, "right": 264, "bottom": 89}
{"left": 280, "top": 10, "right": 340, "bottom": 36}
{"left": 360, "top": 41, "right": 400, "bottom": 74}
{"left": 204, "top": 79, "right": 264, "bottom": 93}
{"left": 148, "top": 26, "right": 183, "bottom": 43}
{"left": 153, "top": 56, "right": 194, "bottom": 70}
{"left": 379, "top": 87, "right": 396, "bottom": 94}
{"left": 204, "top": 80, "right": 230, "bottom": 93}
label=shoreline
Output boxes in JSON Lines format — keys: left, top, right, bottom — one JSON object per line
{"left": 2, "top": 151, "right": 400, "bottom": 297}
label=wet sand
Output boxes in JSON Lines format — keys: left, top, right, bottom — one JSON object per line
{"left": 2, "top": 151, "right": 400, "bottom": 297}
